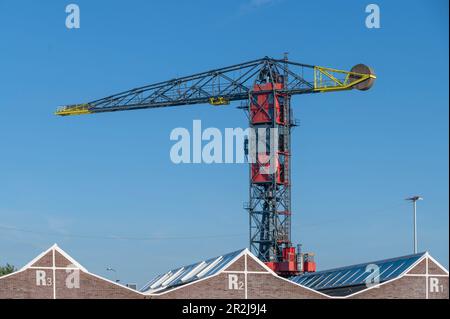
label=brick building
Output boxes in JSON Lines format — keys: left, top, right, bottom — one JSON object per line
{"left": 1, "top": 245, "right": 448, "bottom": 299}
{"left": 0, "top": 244, "right": 143, "bottom": 299}
{"left": 141, "top": 248, "right": 328, "bottom": 299}
{"left": 290, "top": 252, "right": 448, "bottom": 299}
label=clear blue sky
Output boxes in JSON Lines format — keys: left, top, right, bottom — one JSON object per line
{"left": 0, "top": 0, "right": 448, "bottom": 287}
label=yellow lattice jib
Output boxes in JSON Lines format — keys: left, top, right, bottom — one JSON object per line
{"left": 314, "top": 64, "right": 376, "bottom": 93}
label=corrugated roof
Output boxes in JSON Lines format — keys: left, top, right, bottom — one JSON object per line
{"left": 290, "top": 252, "right": 425, "bottom": 293}
{"left": 140, "top": 249, "right": 245, "bottom": 294}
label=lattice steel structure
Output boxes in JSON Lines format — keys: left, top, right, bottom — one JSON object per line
{"left": 56, "top": 56, "right": 375, "bottom": 275}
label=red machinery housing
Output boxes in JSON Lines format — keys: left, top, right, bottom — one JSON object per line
{"left": 250, "top": 82, "right": 289, "bottom": 186}
{"left": 266, "top": 247, "right": 317, "bottom": 276}
{"left": 250, "top": 82, "right": 285, "bottom": 124}
{"left": 303, "top": 253, "right": 317, "bottom": 273}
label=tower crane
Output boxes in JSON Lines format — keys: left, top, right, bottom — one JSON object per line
{"left": 55, "top": 56, "right": 376, "bottom": 276}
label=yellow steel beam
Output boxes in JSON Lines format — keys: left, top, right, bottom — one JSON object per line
{"left": 54, "top": 104, "right": 93, "bottom": 116}
{"left": 209, "top": 97, "right": 230, "bottom": 106}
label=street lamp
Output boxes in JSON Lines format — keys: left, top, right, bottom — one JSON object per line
{"left": 405, "top": 196, "right": 423, "bottom": 254}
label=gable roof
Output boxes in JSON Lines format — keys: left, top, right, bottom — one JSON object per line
{"left": 21, "top": 243, "right": 87, "bottom": 271}
{"left": 289, "top": 252, "right": 426, "bottom": 294}
{"left": 140, "top": 248, "right": 248, "bottom": 294}
{"left": 0, "top": 243, "right": 142, "bottom": 296}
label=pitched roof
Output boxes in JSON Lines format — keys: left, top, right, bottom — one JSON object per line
{"left": 140, "top": 249, "right": 247, "bottom": 294}
{"left": 0, "top": 244, "right": 142, "bottom": 295}
{"left": 21, "top": 243, "right": 87, "bottom": 271}
{"left": 289, "top": 252, "right": 426, "bottom": 295}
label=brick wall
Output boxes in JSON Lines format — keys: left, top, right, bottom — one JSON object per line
{"left": 2, "top": 246, "right": 447, "bottom": 299}
{"left": 349, "top": 256, "right": 448, "bottom": 299}
{"left": 149, "top": 252, "right": 327, "bottom": 299}
{"left": 0, "top": 268, "right": 143, "bottom": 299}
{"left": 247, "top": 273, "right": 327, "bottom": 299}
{"left": 0, "top": 245, "right": 144, "bottom": 299}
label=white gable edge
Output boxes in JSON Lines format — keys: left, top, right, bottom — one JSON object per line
{"left": 21, "top": 244, "right": 56, "bottom": 270}
{"left": 53, "top": 244, "right": 88, "bottom": 272}
{"left": 11, "top": 244, "right": 142, "bottom": 295}
{"left": 243, "top": 248, "right": 275, "bottom": 274}
{"left": 426, "top": 253, "right": 449, "bottom": 275}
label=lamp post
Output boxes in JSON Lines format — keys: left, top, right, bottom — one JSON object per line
{"left": 405, "top": 196, "right": 423, "bottom": 254}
